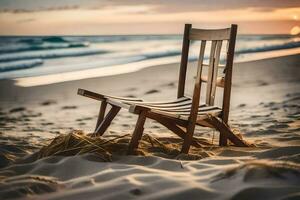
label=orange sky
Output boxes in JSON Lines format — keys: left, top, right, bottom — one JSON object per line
{"left": 0, "top": 1, "right": 299, "bottom": 35}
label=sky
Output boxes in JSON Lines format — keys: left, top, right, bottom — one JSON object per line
{"left": 0, "top": 0, "right": 300, "bottom": 35}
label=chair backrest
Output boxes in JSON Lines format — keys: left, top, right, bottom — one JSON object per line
{"left": 177, "top": 24, "right": 237, "bottom": 123}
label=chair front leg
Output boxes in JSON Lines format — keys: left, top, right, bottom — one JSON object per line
{"left": 93, "top": 105, "right": 121, "bottom": 137}
{"left": 95, "top": 100, "right": 108, "bottom": 131}
{"left": 206, "top": 116, "right": 248, "bottom": 147}
{"left": 219, "top": 128, "right": 228, "bottom": 146}
{"left": 181, "top": 121, "right": 196, "bottom": 154}
{"left": 127, "top": 111, "right": 147, "bottom": 154}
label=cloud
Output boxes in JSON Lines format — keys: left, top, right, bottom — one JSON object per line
{"left": 110, "top": 0, "right": 300, "bottom": 12}
{"left": 0, "top": 0, "right": 299, "bottom": 13}
{"left": 0, "top": 0, "right": 83, "bottom": 13}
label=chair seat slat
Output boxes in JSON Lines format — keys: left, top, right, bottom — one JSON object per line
{"left": 78, "top": 89, "right": 143, "bottom": 102}
{"left": 161, "top": 106, "right": 219, "bottom": 113}
{"left": 155, "top": 107, "right": 221, "bottom": 115}
{"left": 209, "top": 40, "right": 223, "bottom": 105}
{"left": 134, "top": 97, "right": 190, "bottom": 106}
{"left": 139, "top": 99, "right": 193, "bottom": 108}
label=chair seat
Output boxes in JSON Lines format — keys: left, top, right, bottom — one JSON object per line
{"left": 78, "top": 89, "right": 222, "bottom": 122}
{"left": 113, "top": 96, "right": 222, "bottom": 121}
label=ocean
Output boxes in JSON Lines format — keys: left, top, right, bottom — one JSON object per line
{"left": 0, "top": 34, "right": 299, "bottom": 84}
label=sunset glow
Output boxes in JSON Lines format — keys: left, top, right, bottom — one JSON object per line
{"left": 0, "top": 1, "right": 300, "bottom": 35}
{"left": 290, "top": 26, "right": 300, "bottom": 35}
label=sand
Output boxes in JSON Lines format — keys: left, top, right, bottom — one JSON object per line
{"left": 0, "top": 54, "right": 299, "bottom": 199}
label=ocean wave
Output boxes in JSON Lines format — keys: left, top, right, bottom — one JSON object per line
{"left": 42, "top": 36, "right": 68, "bottom": 43}
{"left": 238, "top": 34, "right": 296, "bottom": 41}
{"left": 69, "top": 35, "right": 181, "bottom": 43}
{"left": 237, "top": 40, "right": 300, "bottom": 54}
{"left": 0, "top": 43, "right": 89, "bottom": 54}
{"left": 0, "top": 35, "right": 300, "bottom": 78}
{"left": 0, "top": 59, "right": 43, "bottom": 72}
{"left": 0, "top": 36, "right": 89, "bottom": 54}
{"left": 19, "top": 36, "right": 75, "bottom": 44}
{"left": 0, "top": 48, "right": 107, "bottom": 62}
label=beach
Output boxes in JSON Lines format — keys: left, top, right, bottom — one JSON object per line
{"left": 0, "top": 53, "right": 300, "bottom": 199}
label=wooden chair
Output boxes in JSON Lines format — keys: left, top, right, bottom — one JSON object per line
{"left": 77, "top": 24, "right": 249, "bottom": 154}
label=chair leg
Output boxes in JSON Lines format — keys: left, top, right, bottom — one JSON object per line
{"left": 127, "top": 111, "right": 147, "bottom": 154}
{"left": 93, "top": 105, "right": 121, "bottom": 137}
{"left": 181, "top": 122, "right": 196, "bottom": 154}
{"left": 95, "top": 100, "right": 107, "bottom": 131}
{"left": 154, "top": 117, "right": 202, "bottom": 148}
{"left": 219, "top": 129, "right": 228, "bottom": 146}
{"left": 207, "top": 117, "right": 248, "bottom": 147}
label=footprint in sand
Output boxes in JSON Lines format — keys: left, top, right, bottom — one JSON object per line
{"left": 263, "top": 102, "right": 277, "bottom": 108}
{"left": 237, "top": 103, "right": 246, "bottom": 108}
{"left": 144, "top": 89, "right": 160, "bottom": 95}
{"left": 130, "top": 188, "right": 142, "bottom": 196}
{"left": 62, "top": 106, "right": 78, "bottom": 110}
{"left": 41, "top": 122, "right": 54, "bottom": 126}
{"left": 127, "top": 87, "right": 137, "bottom": 91}
{"left": 0, "top": 116, "right": 17, "bottom": 123}
{"left": 22, "top": 118, "right": 31, "bottom": 122}
{"left": 257, "top": 81, "right": 269, "bottom": 86}
{"left": 125, "top": 94, "right": 137, "bottom": 98}
{"left": 23, "top": 127, "right": 44, "bottom": 132}
{"left": 21, "top": 112, "right": 42, "bottom": 118}
{"left": 161, "top": 82, "right": 176, "bottom": 87}
{"left": 9, "top": 107, "right": 26, "bottom": 113}
{"left": 40, "top": 100, "right": 57, "bottom": 106}
{"left": 76, "top": 117, "right": 93, "bottom": 121}
{"left": 50, "top": 130, "right": 60, "bottom": 134}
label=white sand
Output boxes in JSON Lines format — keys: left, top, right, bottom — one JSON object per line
{"left": 0, "top": 54, "right": 299, "bottom": 199}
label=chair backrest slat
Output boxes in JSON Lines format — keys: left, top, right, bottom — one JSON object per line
{"left": 205, "top": 40, "right": 217, "bottom": 105}
{"left": 195, "top": 41, "right": 206, "bottom": 84}
{"left": 189, "top": 28, "right": 231, "bottom": 40}
{"left": 206, "top": 40, "right": 223, "bottom": 105}
{"left": 189, "top": 41, "right": 207, "bottom": 121}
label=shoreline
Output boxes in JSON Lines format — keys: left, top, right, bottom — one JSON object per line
{"left": 0, "top": 54, "right": 300, "bottom": 105}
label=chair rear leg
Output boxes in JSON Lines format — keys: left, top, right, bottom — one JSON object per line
{"left": 127, "top": 111, "right": 147, "bottom": 154}
{"left": 219, "top": 130, "right": 228, "bottom": 146}
{"left": 155, "top": 117, "right": 202, "bottom": 148}
{"left": 208, "top": 117, "right": 248, "bottom": 147}
{"left": 94, "top": 105, "right": 121, "bottom": 137}
{"left": 95, "top": 100, "right": 107, "bottom": 131}
{"left": 181, "top": 122, "right": 196, "bottom": 154}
